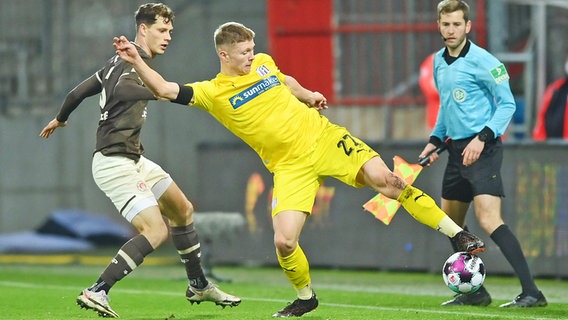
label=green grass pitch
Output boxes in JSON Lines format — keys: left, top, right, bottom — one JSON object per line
{"left": 1, "top": 260, "right": 567, "bottom": 319}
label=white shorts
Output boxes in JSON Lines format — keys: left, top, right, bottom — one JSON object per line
{"left": 92, "top": 152, "right": 172, "bottom": 222}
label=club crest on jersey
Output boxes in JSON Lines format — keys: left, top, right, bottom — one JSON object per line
{"left": 256, "top": 65, "right": 270, "bottom": 77}
{"left": 453, "top": 88, "right": 467, "bottom": 103}
{"left": 490, "top": 64, "right": 509, "bottom": 84}
{"left": 229, "top": 75, "right": 281, "bottom": 109}
{"left": 137, "top": 180, "right": 148, "bottom": 192}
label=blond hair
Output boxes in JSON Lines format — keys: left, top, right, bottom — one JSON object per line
{"left": 213, "top": 22, "right": 255, "bottom": 50}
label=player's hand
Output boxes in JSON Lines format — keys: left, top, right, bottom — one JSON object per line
{"left": 419, "top": 143, "right": 439, "bottom": 166}
{"left": 113, "top": 36, "right": 139, "bottom": 64}
{"left": 309, "top": 91, "right": 328, "bottom": 111}
{"left": 462, "top": 137, "right": 484, "bottom": 166}
{"left": 39, "top": 118, "right": 67, "bottom": 139}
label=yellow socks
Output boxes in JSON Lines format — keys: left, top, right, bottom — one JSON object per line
{"left": 397, "top": 185, "right": 461, "bottom": 237}
{"left": 277, "top": 245, "right": 312, "bottom": 298}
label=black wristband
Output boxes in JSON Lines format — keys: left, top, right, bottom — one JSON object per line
{"left": 477, "top": 126, "right": 495, "bottom": 142}
{"left": 428, "top": 136, "right": 443, "bottom": 148}
{"left": 171, "top": 83, "right": 194, "bottom": 105}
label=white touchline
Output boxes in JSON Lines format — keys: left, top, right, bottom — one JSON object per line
{"left": 0, "top": 281, "right": 563, "bottom": 320}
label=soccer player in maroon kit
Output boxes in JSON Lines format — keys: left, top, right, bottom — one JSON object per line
{"left": 39, "top": 3, "right": 239, "bottom": 318}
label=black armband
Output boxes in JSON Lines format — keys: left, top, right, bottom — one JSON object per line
{"left": 171, "top": 83, "right": 194, "bottom": 105}
{"left": 428, "top": 136, "right": 443, "bottom": 148}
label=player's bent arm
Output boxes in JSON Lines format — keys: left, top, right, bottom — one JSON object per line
{"left": 128, "top": 56, "right": 179, "bottom": 101}
{"left": 114, "top": 36, "right": 179, "bottom": 100}
{"left": 56, "top": 74, "right": 101, "bottom": 122}
{"left": 40, "top": 74, "right": 99, "bottom": 138}
{"left": 284, "top": 75, "right": 316, "bottom": 104}
{"left": 284, "top": 75, "right": 327, "bottom": 110}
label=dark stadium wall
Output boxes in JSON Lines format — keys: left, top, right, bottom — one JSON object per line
{"left": 196, "top": 141, "right": 568, "bottom": 277}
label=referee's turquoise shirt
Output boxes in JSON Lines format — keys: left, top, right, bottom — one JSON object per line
{"left": 431, "top": 40, "right": 516, "bottom": 140}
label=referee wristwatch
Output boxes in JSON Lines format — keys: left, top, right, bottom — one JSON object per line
{"left": 477, "top": 126, "right": 494, "bottom": 142}
{"left": 477, "top": 132, "right": 488, "bottom": 142}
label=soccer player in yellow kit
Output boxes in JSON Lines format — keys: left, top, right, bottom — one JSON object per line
{"left": 113, "top": 22, "right": 485, "bottom": 317}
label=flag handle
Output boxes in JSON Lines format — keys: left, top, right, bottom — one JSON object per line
{"left": 418, "top": 143, "right": 448, "bottom": 166}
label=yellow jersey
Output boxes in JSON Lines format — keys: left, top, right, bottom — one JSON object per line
{"left": 188, "top": 53, "right": 329, "bottom": 171}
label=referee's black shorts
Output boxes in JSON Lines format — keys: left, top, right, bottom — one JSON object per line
{"left": 442, "top": 136, "right": 505, "bottom": 203}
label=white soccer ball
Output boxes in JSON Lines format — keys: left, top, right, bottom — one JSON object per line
{"left": 442, "top": 252, "right": 486, "bottom": 294}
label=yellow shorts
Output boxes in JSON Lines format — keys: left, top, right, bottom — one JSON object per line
{"left": 92, "top": 152, "right": 172, "bottom": 222}
{"left": 271, "top": 123, "right": 379, "bottom": 216}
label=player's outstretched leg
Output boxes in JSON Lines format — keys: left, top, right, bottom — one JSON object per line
{"left": 452, "top": 230, "right": 485, "bottom": 254}
{"left": 76, "top": 289, "right": 120, "bottom": 318}
{"left": 396, "top": 186, "right": 485, "bottom": 252}
{"left": 186, "top": 282, "right": 241, "bottom": 308}
{"left": 273, "top": 292, "right": 318, "bottom": 317}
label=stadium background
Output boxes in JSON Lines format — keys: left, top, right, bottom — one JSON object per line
{"left": 0, "top": 0, "right": 567, "bottom": 277}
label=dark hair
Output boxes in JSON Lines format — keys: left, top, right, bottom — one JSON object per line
{"left": 437, "top": 0, "right": 470, "bottom": 22}
{"left": 135, "top": 3, "right": 174, "bottom": 28}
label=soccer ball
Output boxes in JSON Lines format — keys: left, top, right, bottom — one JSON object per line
{"left": 442, "top": 252, "right": 486, "bottom": 294}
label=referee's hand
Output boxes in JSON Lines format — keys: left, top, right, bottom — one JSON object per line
{"left": 462, "top": 137, "right": 484, "bottom": 166}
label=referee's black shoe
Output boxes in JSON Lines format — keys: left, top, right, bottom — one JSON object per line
{"left": 499, "top": 291, "right": 547, "bottom": 307}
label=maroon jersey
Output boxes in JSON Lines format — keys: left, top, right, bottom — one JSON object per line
{"left": 57, "top": 44, "right": 155, "bottom": 160}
